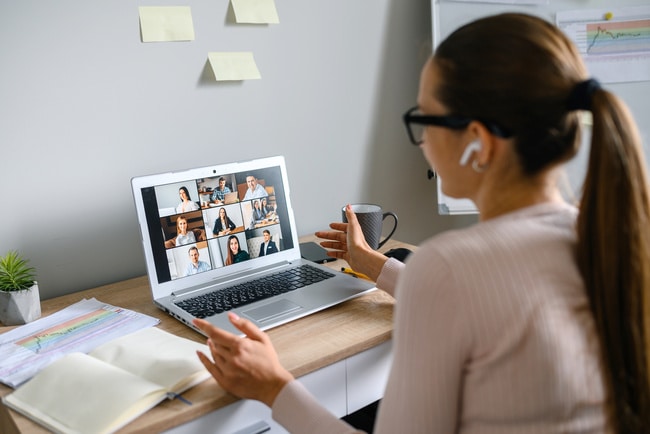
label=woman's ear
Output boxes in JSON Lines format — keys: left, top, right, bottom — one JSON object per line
{"left": 467, "top": 121, "right": 497, "bottom": 167}
{"left": 459, "top": 140, "right": 482, "bottom": 166}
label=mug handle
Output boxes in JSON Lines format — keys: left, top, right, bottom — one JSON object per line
{"left": 378, "top": 212, "right": 398, "bottom": 249}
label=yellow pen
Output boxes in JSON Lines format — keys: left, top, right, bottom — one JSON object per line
{"left": 341, "top": 267, "right": 372, "bottom": 281}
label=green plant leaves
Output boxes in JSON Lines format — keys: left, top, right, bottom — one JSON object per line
{"left": 0, "top": 251, "right": 36, "bottom": 291}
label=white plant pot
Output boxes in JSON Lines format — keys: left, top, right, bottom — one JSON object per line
{"left": 0, "top": 282, "right": 41, "bottom": 326}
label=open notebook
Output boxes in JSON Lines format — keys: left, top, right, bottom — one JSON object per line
{"left": 131, "top": 156, "right": 375, "bottom": 336}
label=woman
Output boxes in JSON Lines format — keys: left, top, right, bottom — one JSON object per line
{"left": 225, "top": 235, "right": 249, "bottom": 266}
{"left": 193, "top": 14, "right": 650, "bottom": 433}
{"left": 174, "top": 216, "right": 196, "bottom": 246}
{"left": 213, "top": 207, "right": 236, "bottom": 236}
{"left": 176, "top": 186, "right": 199, "bottom": 213}
{"left": 261, "top": 197, "right": 272, "bottom": 217}
{"left": 252, "top": 200, "right": 265, "bottom": 223}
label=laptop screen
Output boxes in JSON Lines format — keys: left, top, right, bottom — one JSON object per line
{"left": 135, "top": 159, "right": 298, "bottom": 288}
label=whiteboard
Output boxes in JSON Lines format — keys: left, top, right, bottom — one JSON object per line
{"left": 431, "top": 0, "right": 650, "bottom": 214}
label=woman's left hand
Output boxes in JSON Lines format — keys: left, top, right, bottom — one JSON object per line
{"left": 193, "top": 313, "right": 294, "bottom": 407}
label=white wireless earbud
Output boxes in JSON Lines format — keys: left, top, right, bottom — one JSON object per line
{"left": 459, "top": 140, "right": 482, "bottom": 166}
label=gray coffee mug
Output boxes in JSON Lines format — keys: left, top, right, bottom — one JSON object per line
{"left": 342, "top": 204, "right": 398, "bottom": 250}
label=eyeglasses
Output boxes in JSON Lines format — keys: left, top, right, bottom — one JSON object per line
{"left": 402, "top": 106, "right": 512, "bottom": 145}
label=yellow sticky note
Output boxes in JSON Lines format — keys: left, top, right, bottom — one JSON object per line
{"left": 139, "top": 6, "right": 195, "bottom": 42}
{"left": 231, "top": 0, "right": 280, "bottom": 24}
{"left": 208, "top": 52, "right": 261, "bottom": 81}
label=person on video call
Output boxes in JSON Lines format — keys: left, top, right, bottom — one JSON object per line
{"left": 225, "top": 235, "right": 250, "bottom": 265}
{"left": 191, "top": 13, "right": 650, "bottom": 433}
{"left": 176, "top": 186, "right": 199, "bottom": 214}
{"left": 211, "top": 177, "right": 232, "bottom": 203}
{"left": 261, "top": 197, "right": 274, "bottom": 217}
{"left": 258, "top": 230, "right": 278, "bottom": 257}
{"left": 213, "top": 207, "right": 236, "bottom": 236}
{"left": 242, "top": 175, "right": 268, "bottom": 200}
{"left": 252, "top": 200, "right": 266, "bottom": 223}
{"left": 174, "top": 216, "right": 196, "bottom": 246}
{"left": 184, "top": 246, "right": 210, "bottom": 276}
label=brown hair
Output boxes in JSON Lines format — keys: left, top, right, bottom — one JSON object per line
{"left": 435, "top": 13, "right": 650, "bottom": 431}
{"left": 225, "top": 235, "right": 241, "bottom": 266}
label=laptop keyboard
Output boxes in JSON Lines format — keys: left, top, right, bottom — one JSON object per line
{"left": 174, "top": 264, "right": 335, "bottom": 319}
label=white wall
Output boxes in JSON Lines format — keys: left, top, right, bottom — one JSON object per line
{"left": 1, "top": 1, "right": 476, "bottom": 299}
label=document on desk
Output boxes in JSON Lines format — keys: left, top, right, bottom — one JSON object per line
{"left": 3, "top": 327, "right": 210, "bottom": 434}
{"left": 0, "top": 298, "right": 159, "bottom": 388}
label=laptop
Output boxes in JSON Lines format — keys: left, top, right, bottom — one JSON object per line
{"left": 223, "top": 191, "right": 238, "bottom": 204}
{"left": 131, "top": 155, "right": 376, "bottom": 336}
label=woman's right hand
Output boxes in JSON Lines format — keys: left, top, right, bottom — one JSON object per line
{"left": 315, "top": 204, "right": 387, "bottom": 281}
{"left": 193, "top": 314, "right": 294, "bottom": 407}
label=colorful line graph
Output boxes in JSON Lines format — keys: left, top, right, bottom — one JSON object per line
{"left": 17, "top": 308, "right": 121, "bottom": 353}
{"left": 586, "top": 19, "right": 650, "bottom": 55}
{"left": 557, "top": 6, "right": 650, "bottom": 83}
{"left": 0, "top": 298, "right": 159, "bottom": 388}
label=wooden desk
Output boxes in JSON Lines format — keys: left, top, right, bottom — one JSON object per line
{"left": 253, "top": 218, "right": 279, "bottom": 228}
{"left": 212, "top": 225, "right": 245, "bottom": 237}
{"left": 0, "top": 237, "right": 414, "bottom": 433}
{"left": 201, "top": 198, "right": 240, "bottom": 209}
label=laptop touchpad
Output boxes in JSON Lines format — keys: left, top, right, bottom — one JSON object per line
{"left": 243, "top": 299, "right": 302, "bottom": 323}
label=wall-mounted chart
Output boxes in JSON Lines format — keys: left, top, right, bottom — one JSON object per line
{"left": 558, "top": 6, "right": 650, "bottom": 83}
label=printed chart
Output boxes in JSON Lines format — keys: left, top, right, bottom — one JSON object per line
{"left": 557, "top": 6, "right": 650, "bottom": 83}
{"left": 584, "top": 19, "right": 650, "bottom": 56}
{"left": 566, "top": 18, "right": 650, "bottom": 57}
{"left": 0, "top": 298, "right": 159, "bottom": 388}
{"left": 17, "top": 307, "right": 135, "bottom": 353}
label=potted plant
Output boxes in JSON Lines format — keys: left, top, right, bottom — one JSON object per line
{"left": 0, "top": 251, "right": 41, "bottom": 325}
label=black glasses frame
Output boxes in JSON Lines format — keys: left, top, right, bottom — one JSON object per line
{"left": 402, "top": 106, "right": 512, "bottom": 145}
